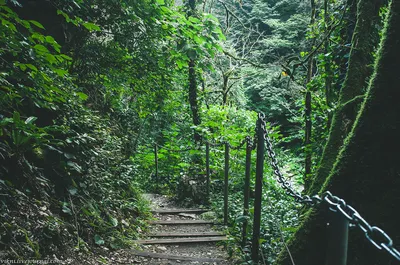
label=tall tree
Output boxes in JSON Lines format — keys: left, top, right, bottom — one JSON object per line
{"left": 323, "top": 0, "right": 333, "bottom": 127}
{"left": 304, "top": 0, "right": 317, "bottom": 189}
{"left": 307, "top": 0, "right": 384, "bottom": 195}
{"left": 275, "top": 1, "right": 400, "bottom": 264}
{"left": 186, "top": 0, "right": 202, "bottom": 142}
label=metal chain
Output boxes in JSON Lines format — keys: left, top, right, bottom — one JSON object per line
{"left": 208, "top": 140, "right": 226, "bottom": 147}
{"left": 229, "top": 138, "right": 247, "bottom": 150}
{"left": 246, "top": 135, "right": 257, "bottom": 150}
{"left": 154, "top": 143, "right": 194, "bottom": 153}
{"left": 258, "top": 113, "right": 400, "bottom": 262}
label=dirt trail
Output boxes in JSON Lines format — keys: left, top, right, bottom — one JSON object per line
{"left": 131, "top": 194, "right": 234, "bottom": 265}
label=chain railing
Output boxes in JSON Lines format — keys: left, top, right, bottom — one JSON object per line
{"left": 153, "top": 142, "right": 195, "bottom": 152}
{"left": 257, "top": 112, "right": 400, "bottom": 263}
{"left": 149, "top": 112, "right": 399, "bottom": 264}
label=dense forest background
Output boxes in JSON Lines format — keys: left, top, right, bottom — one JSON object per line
{"left": 1, "top": 0, "right": 399, "bottom": 264}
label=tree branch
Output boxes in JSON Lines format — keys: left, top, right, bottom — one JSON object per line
{"left": 222, "top": 50, "right": 266, "bottom": 68}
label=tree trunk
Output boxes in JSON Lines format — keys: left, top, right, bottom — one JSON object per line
{"left": 304, "top": 0, "right": 316, "bottom": 189}
{"left": 186, "top": 0, "right": 201, "bottom": 142}
{"left": 222, "top": 73, "right": 229, "bottom": 105}
{"left": 189, "top": 59, "right": 201, "bottom": 142}
{"left": 332, "top": 0, "right": 358, "bottom": 94}
{"left": 307, "top": 0, "right": 384, "bottom": 195}
{"left": 275, "top": 2, "right": 400, "bottom": 264}
{"left": 324, "top": 0, "right": 333, "bottom": 128}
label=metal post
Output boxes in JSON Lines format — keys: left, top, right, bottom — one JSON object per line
{"left": 325, "top": 210, "right": 349, "bottom": 265}
{"left": 252, "top": 118, "right": 265, "bottom": 263}
{"left": 242, "top": 138, "right": 252, "bottom": 247}
{"left": 224, "top": 142, "right": 229, "bottom": 225}
{"left": 206, "top": 142, "right": 210, "bottom": 203}
{"left": 154, "top": 144, "right": 159, "bottom": 193}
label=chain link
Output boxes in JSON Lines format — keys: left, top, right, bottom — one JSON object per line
{"left": 229, "top": 138, "right": 248, "bottom": 150}
{"left": 208, "top": 140, "right": 226, "bottom": 147}
{"left": 154, "top": 143, "right": 194, "bottom": 153}
{"left": 258, "top": 112, "right": 400, "bottom": 262}
{"left": 246, "top": 135, "right": 256, "bottom": 151}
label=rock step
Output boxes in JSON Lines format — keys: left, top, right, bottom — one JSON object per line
{"left": 151, "top": 209, "right": 210, "bottom": 214}
{"left": 149, "top": 232, "right": 224, "bottom": 237}
{"left": 149, "top": 220, "right": 214, "bottom": 225}
{"left": 130, "top": 250, "right": 226, "bottom": 262}
{"left": 134, "top": 236, "right": 228, "bottom": 245}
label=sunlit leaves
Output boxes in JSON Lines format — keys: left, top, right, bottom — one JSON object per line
{"left": 82, "top": 22, "right": 101, "bottom": 31}
{"left": 29, "top": 20, "right": 45, "bottom": 29}
{"left": 76, "top": 92, "right": 88, "bottom": 101}
{"left": 25, "top": 117, "right": 37, "bottom": 124}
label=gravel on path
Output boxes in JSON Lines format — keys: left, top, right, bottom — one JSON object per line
{"left": 132, "top": 194, "right": 235, "bottom": 265}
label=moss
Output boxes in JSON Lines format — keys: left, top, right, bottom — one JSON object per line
{"left": 275, "top": 1, "right": 400, "bottom": 264}
{"left": 307, "top": 0, "right": 384, "bottom": 196}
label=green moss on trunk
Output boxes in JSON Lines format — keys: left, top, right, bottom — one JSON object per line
{"left": 308, "top": 0, "right": 383, "bottom": 195}
{"left": 275, "top": 1, "right": 400, "bottom": 264}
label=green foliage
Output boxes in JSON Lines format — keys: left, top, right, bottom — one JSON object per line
{"left": 1, "top": 0, "right": 384, "bottom": 263}
{"left": 205, "top": 123, "right": 301, "bottom": 263}
{"left": 0, "top": 0, "right": 154, "bottom": 260}
{"left": 1, "top": 0, "right": 228, "bottom": 258}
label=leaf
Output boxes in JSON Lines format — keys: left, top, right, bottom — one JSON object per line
{"left": 83, "top": 22, "right": 100, "bottom": 31}
{"left": 64, "top": 153, "right": 75, "bottom": 159}
{"left": 68, "top": 187, "right": 77, "bottom": 195}
{"left": 62, "top": 203, "right": 72, "bottom": 215}
{"left": 67, "top": 161, "right": 82, "bottom": 173}
{"left": 33, "top": 44, "right": 49, "bottom": 53}
{"left": 18, "top": 64, "right": 27, "bottom": 71}
{"left": 44, "top": 144, "right": 63, "bottom": 154}
{"left": 76, "top": 92, "right": 88, "bottom": 101}
{"left": 0, "top": 118, "right": 13, "bottom": 126}
{"left": 94, "top": 234, "right": 105, "bottom": 245}
{"left": 45, "top": 54, "right": 57, "bottom": 64}
{"left": 160, "top": 6, "right": 170, "bottom": 13}
{"left": 60, "top": 54, "right": 72, "bottom": 61}
{"left": 54, "top": 68, "right": 68, "bottom": 77}
{"left": 188, "top": 17, "right": 201, "bottom": 24}
{"left": 206, "top": 63, "right": 214, "bottom": 72}
{"left": 26, "top": 64, "right": 38, "bottom": 72}
{"left": 11, "top": 0, "right": 21, "bottom": 6}
{"left": 156, "top": 0, "right": 165, "bottom": 4}
{"left": 25, "top": 117, "right": 37, "bottom": 124}
{"left": 12, "top": 111, "right": 20, "bottom": 122}
{"left": 214, "top": 44, "right": 223, "bottom": 53}
{"left": 109, "top": 216, "right": 118, "bottom": 227}
{"left": 193, "top": 35, "right": 205, "bottom": 45}
{"left": 29, "top": 20, "right": 45, "bottom": 29}
{"left": 176, "top": 60, "right": 185, "bottom": 69}
{"left": 45, "top": 35, "right": 56, "bottom": 44}
{"left": 235, "top": 215, "right": 250, "bottom": 223}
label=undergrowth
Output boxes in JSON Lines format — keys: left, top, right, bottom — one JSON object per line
{"left": 0, "top": 107, "right": 151, "bottom": 260}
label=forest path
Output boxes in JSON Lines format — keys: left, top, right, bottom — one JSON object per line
{"left": 131, "top": 194, "right": 233, "bottom": 265}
